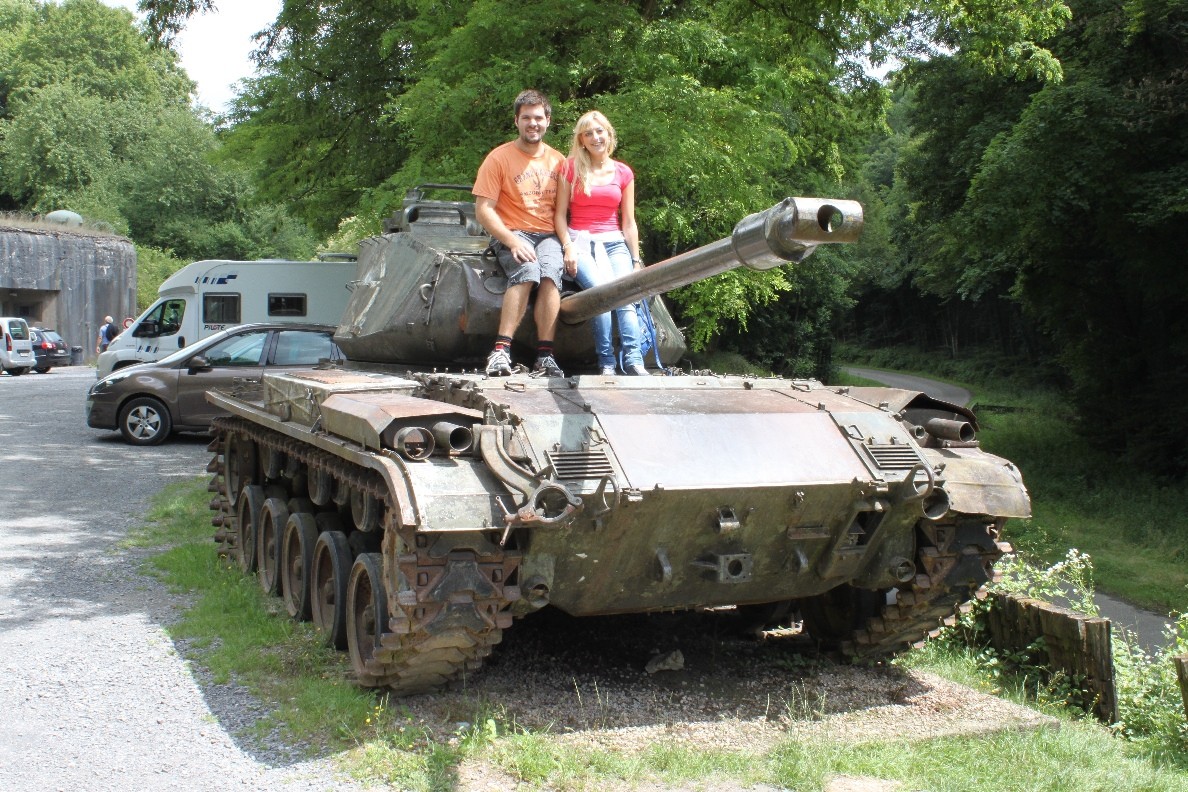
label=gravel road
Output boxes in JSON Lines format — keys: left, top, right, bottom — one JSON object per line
{"left": 0, "top": 366, "right": 364, "bottom": 792}
{"left": 0, "top": 366, "right": 1053, "bottom": 792}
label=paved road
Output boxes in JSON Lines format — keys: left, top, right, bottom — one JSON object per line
{"left": 842, "top": 366, "right": 1175, "bottom": 652}
{"left": 0, "top": 366, "right": 361, "bottom": 791}
{"left": 843, "top": 366, "right": 973, "bottom": 407}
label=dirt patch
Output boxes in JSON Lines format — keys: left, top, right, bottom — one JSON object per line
{"left": 392, "top": 608, "right": 1055, "bottom": 757}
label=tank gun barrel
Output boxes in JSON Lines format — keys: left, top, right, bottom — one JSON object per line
{"left": 558, "top": 197, "right": 863, "bottom": 325}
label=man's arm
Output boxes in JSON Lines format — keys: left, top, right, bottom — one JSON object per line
{"left": 475, "top": 197, "right": 537, "bottom": 263}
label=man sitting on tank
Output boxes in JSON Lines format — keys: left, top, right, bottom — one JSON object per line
{"left": 473, "top": 88, "right": 567, "bottom": 378}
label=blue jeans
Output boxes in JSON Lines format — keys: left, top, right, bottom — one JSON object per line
{"left": 573, "top": 239, "right": 643, "bottom": 369}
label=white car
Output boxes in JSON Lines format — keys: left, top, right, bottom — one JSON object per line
{"left": 0, "top": 317, "right": 36, "bottom": 375}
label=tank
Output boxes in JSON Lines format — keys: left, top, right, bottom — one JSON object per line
{"left": 205, "top": 186, "right": 1029, "bottom": 694}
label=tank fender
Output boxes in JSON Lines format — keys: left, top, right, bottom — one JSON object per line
{"left": 925, "top": 449, "right": 1031, "bottom": 519}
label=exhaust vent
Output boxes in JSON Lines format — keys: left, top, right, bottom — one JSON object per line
{"left": 547, "top": 449, "right": 615, "bottom": 481}
{"left": 862, "top": 443, "right": 924, "bottom": 471}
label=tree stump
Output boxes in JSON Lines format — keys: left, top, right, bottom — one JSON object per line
{"left": 987, "top": 592, "right": 1117, "bottom": 723}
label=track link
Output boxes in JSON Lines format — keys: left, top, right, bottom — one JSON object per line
{"left": 206, "top": 417, "right": 521, "bottom": 695}
{"left": 842, "top": 520, "right": 1008, "bottom": 659}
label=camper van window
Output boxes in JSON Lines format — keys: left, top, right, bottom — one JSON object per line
{"left": 204, "top": 294, "right": 241, "bottom": 324}
{"left": 268, "top": 294, "right": 308, "bottom": 317}
{"left": 134, "top": 299, "right": 185, "bottom": 337}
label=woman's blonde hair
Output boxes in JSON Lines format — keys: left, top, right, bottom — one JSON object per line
{"left": 568, "top": 111, "right": 617, "bottom": 196}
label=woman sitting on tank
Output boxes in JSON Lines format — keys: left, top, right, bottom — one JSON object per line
{"left": 553, "top": 110, "right": 649, "bottom": 376}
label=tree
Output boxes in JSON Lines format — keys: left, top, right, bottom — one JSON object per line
{"left": 149, "top": 0, "right": 1072, "bottom": 346}
{"left": 0, "top": 0, "right": 316, "bottom": 260}
{"left": 882, "top": 0, "right": 1188, "bottom": 473}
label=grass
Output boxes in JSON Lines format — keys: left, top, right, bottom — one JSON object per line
{"left": 132, "top": 472, "right": 1188, "bottom": 791}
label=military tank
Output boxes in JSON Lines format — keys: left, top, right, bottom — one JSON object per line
{"left": 205, "top": 186, "right": 1029, "bottom": 694}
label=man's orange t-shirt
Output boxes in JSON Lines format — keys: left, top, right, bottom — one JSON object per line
{"left": 472, "top": 141, "right": 565, "bottom": 234}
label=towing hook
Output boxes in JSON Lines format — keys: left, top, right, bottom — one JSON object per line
{"left": 897, "top": 462, "right": 935, "bottom": 504}
{"left": 500, "top": 480, "right": 584, "bottom": 529}
{"left": 588, "top": 475, "right": 620, "bottom": 519}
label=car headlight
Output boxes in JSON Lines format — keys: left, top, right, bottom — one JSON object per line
{"left": 90, "top": 371, "right": 132, "bottom": 395}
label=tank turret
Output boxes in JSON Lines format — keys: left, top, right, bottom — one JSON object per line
{"left": 333, "top": 186, "right": 861, "bottom": 371}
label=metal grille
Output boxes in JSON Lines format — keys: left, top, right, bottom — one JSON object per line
{"left": 547, "top": 449, "right": 615, "bottom": 480}
{"left": 862, "top": 443, "right": 923, "bottom": 471}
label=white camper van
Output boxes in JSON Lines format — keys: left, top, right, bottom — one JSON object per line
{"left": 97, "top": 258, "right": 356, "bottom": 377}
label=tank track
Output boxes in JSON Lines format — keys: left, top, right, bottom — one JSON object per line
{"left": 207, "top": 416, "right": 520, "bottom": 695}
{"left": 841, "top": 520, "right": 1010, "bottom": 659}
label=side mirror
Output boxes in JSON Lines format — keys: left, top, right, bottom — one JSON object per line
{"left": 187, "top": 355, "right": 211, "bottom": 373}
{"left": 133, "top": 320, "right": 156, "bottom": 338}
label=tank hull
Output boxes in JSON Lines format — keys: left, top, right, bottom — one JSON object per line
{"left": 207, "top": 368, "right": 1027, "bottom": 693}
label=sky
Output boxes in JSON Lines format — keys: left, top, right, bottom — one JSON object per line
{"left": 101, "top": 0, "right": 283, "bottom": 114}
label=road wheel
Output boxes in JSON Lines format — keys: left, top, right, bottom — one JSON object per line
{"left": 224, "top": 433, "right": 257, "bottom": 508}
{"left": 118, "top": 396, "right": 172, "bottom": 445}
{"left": 311, "top": 530, "right": 351, "bottom": 649}
{"left": 34, "top": 366, "right": 50, "bottom": 374}
{"left": 256, "top": 497, "right": 290, "bottom": 596}
{"left": 346, "top": 553, "right": 388, "bottom": 686}
{"left": 281, "top": 512, "right": 318, "bottom": 620}
{"left": 235, "top": 484, "right": 264, "bottom": 573}
{"left": 350, "top": 487, "right": 382, "bottom": 532}
{"left": 307, "top": 467, "right": 334, "bottom": 506}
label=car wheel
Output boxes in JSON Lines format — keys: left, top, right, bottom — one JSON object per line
{"left": 34, "top": 366, "right": 50, "bottom": 374}
{"left": 118, "top": 396, "right": 172, "bottom": 445}
{"left": 5, "top": 367, "right": 29, "bottom": 376}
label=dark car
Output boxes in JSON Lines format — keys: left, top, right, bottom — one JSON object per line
{"left": 86, "top": 322, "right": 343, "bottom": 445}
{"left": 30, "top": 328, "right": 71, "bottom": 373}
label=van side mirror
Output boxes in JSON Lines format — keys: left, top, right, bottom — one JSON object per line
{"left": 133, "top": 320, "right": 156, "bottom": 338}
{"left": 187, "top": 355, "right": 211, "bottom": 373}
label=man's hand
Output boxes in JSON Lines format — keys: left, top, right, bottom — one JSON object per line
{"left": 508, "top": 237, "right": 538, "bottom": 263}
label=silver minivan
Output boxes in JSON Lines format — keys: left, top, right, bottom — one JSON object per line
{"left": 0, "top": 317, "right": 36, "bottom": 375}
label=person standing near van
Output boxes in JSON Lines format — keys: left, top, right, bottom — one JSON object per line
{"left": 96, "top": 316, "right": 118, "bottom": 354}
{"left": 473, "top": 89, "right": 567, "bottom": 378}
{"left": 553, "top": 110, "right": 648, "bottom": 375}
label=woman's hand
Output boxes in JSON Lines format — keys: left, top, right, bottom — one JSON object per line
{"left": 563, "top": 249, "right": 578, "bottom": 277}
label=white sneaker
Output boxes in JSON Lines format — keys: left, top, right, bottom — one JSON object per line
{"left": 485, "top": 348, "right": 512, "bottom": 376}
{"left": 532, "top": 355, "right": 565, "bottom": 378}
{"left": 626, "top": 364, "right": 650, "bottom": 376}
{"left": 600, "top": 366, "right": 616, "bottom": 375}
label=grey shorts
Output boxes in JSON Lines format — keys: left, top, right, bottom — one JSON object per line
{"left": 493, "top": 231, "right": 564, "bottom": 290}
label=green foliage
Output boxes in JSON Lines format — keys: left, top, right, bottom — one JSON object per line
{"left": 871, "top": 0, "right": 1188, "bottom": 475}
{"left": 0, "top": 0, "right": 315, "bottom": 260}
{"left": 134, "top": 244, "right": 183, "bottom": 311}
{"left": 216, "top": 0, "right": 1072, "bottom": 349}
{"left": 934, "top": 549, "right": 1188, "bottom": 756}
